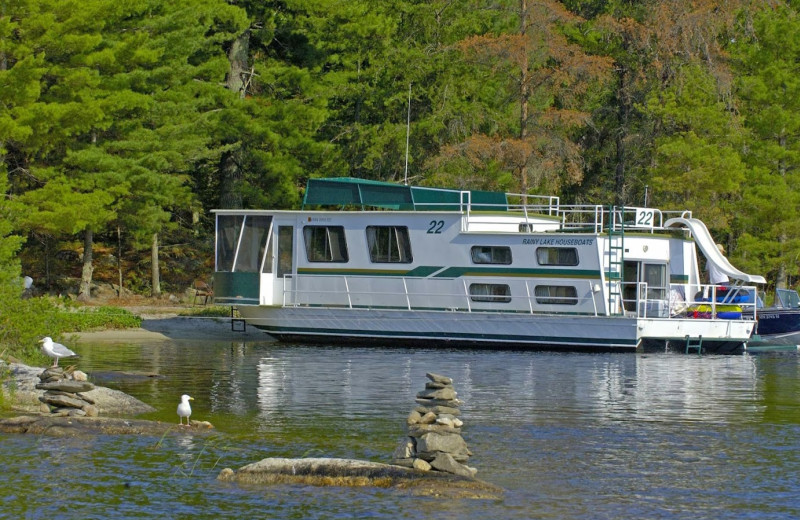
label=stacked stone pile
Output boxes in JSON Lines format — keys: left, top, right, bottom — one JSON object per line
{"left": 392, "top": 372, "right": 476, "bottom": 478}
{"left": 36, "top": 366, "right": 99, "bottom": 417}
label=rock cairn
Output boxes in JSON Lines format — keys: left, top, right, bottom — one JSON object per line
{"left": 36, "top": 366, "right": 99, "bottom": 417}
{"left": 392, "top": 372, "right": 476, "bottom": 478}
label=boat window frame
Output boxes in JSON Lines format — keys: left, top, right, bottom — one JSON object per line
{"left": 534, "top": 285, "right": 578, "bottom": 305}
{"left": 303, "top": 225, "right": 349, "bottom": 263}
{"left": 366, "top": 225, "right": 413, "bottom": 263}
{"left": 471, "top": 246, "right": 512, "bottom": 265}
{"left": 469, "top": 283, "right": 512, "bottom": 303}
{"left": 536, "top": 247, "right": 579, "bottom": 266}
{"left": 215, "top": 214, "right": 244, "bottom": 272}
{"left": 642, "top": 262, "right": 667, "bottom": 300}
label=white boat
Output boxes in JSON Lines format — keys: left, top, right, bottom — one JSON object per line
{"left": 212, "top": 178, "right": 765, "bottom": 353}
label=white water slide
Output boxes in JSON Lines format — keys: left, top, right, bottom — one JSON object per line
{"left": 664, "top": 217, "right": 766, "bottom": 285}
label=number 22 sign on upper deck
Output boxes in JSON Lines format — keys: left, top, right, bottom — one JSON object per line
{"left": 633, "top": 208, "right": 655, "bottom": 229}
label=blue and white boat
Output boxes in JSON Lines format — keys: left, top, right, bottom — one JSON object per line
{"left": 747, "top": 289, "right": 800, "bottom": 350}
{"left": 212, "top": 177, "right": 765, "bottom": 353}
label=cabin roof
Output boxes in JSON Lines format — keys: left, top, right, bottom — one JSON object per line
{"left": 301, "top": 177, "right": 509, "bottom": 211}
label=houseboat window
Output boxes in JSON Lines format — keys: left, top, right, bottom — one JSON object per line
{"left": 643, "top": 263, "right": 667, "bottom": 300}
{"left": 216, "top": 215, "right": 244, "bottom": 272}
{"left": 534, "top": 285, "right": 578, "bottom": 305}
{"left": 471, "top": 246, "right": 512, "bottom": 264}
{"left": 234, "top": 215, "right": 271, "bottom": 273}
{"left": 277, "top": 226, "right": 294, "bottom": 276}
{"left": 303, "top": 226, "right": 349, "bottom": 263}
{"left": 469, "top": 283, "right": 512, "bottom": 303}
{"left": 366, "top": 226, "right": 413, "bottom": 263}
{"left": 536, "top": 247, "right": 578, "bottom": 266}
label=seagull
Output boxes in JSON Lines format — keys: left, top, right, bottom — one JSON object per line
{"left": 39, "top": 337, "right": 77, "bottom": 367}
{"left": 177, "top": 394, "right": 194, "bottom": 426}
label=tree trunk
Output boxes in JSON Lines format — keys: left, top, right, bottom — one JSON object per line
{"left": 219, "top": 28, "right": 251, "bottom": 210}
{"left": 117, "top": 226, "right": 123, "bottom": 297}
{"left": 518, "top": 0, "right": 529, "bottom": 195}
{"left": 227, "top": 29, "right": 250, "bottom": 96}
{"left": 78, "top": 228, "right": 94, "bottom": 301}
{"left": 776, "top": 233, "right": 788, "bottom": 289}
{"left": 614, "top": 66, "right": 628, "bottom": 207}
{"left": 151, "top": 232, "right": 161, "bottom": 297}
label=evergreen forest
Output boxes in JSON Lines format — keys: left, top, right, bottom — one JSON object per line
{"left": 3, "top": 0, "right": 800, "bottom": 322}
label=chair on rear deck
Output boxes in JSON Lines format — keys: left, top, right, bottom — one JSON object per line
{"left": 193, "top": 280, "right": 213, "bottom": 305}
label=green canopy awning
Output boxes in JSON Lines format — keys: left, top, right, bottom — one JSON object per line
{"left": 301, "top": 177, "right": 508, "bottom": 211}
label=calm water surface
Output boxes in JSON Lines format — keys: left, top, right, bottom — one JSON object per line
{"left": 3, "top": 325, "right": 800, "bottom": 519}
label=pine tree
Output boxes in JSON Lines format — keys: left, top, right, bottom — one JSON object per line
{"left": 732, "top": 4, "right": 800, "bottom": 288}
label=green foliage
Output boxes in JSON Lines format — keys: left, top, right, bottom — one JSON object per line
{"left": 731, "top": 5, "right": 800, "bottom": 287}
{"left": 54, "top": 305, "right": 142, "bottom": 332}
{"left": 4, "top": 0, "right": 800, "bottom": 292}
{"left": 0, "top": 295, "right": 141, "bottom": 364}
{"left": 178, "top": 306, "right": 231, "bottom": 318}
{"left": 645, "top": 63, "right": 747, "bottom": 235}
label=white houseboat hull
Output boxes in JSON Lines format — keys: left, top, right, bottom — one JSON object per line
{"left": 238, "top": 305, "right": 755, "bottom": 353}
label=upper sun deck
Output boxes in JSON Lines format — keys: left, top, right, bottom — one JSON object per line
{"left": 213, "top": 177, "right": 693, "bottom": 235}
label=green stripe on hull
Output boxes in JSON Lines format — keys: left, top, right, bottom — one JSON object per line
{"left": 433, "top": 267, "right": 599, "bottom": 278}
{"left": 297, "top": 266, "right": 445, "bottom": 277}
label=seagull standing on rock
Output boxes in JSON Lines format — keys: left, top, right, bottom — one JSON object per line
{"left": 39, "top": 337, "right": 77, "bottom": 367}
{"left": 178, "top": 394, "right": 194, "bottom": 426}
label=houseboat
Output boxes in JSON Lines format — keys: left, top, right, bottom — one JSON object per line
{"left": 212, "top": 177, "right": 765, "bottom": 353}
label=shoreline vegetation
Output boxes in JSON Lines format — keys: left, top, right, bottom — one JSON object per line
{"left": 1, "top": 286, "right": 241, "bottom": 365}
{"left": 0, "top": 302, "right": 264, "bottom": 426}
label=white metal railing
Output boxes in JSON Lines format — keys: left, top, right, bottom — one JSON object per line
{"left": 280, "top": 274, "right": 759, "bottom": 322}
{"left": 408, "top": 193, "right": 698, "bottom": 237}
{"left": 617, "top": 281, "right": 759, "bottom": 320}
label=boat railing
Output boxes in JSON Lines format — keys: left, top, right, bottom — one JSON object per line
{"left": 282, "top": 274, "right": 758, "bottom": 321}
{"left": 408, "top": 192, "right": 696, "bottom": 236}
{"left": 285, "top": 274, "right": 604, "bottom": 315}
{"left": 619, "top": 281, "right": 759, "bottom": 319}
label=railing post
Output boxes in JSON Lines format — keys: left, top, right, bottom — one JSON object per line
{"left": 343, "top": 276, "right": 353, "bottom": 309}
{"left": 462, "top": 279, "right": 472, "bottom": 312}
{"left": 525, "top": 280, "right": 533, "bottom": 314}
{"left": 402, "top": 277, "right": 411, "bottom": 310}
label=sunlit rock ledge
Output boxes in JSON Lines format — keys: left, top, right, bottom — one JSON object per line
{"left": 1, "top": 361, "right": 156, "bottom": 416}
{"left": 0, "top": 414, "right": 214, "bottom": 436}
{"left": 217, "top": 457, "right": 504, "bottom": 499}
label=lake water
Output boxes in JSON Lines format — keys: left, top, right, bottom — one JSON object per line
{"left": 3, "top": 326, "right": 800, "bottom": 519}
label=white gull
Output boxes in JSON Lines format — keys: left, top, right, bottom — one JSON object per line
{"left": 39, "top": 337, "right": 77, "bottom": 367}
{"left": 177, "top": 394, "right": 194, "bottom": 426}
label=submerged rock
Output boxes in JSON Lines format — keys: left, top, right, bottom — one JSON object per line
{"left": 0, "top": 415, "right": 213, "bottom": 436}
{"left": 217, "top": 457, "right": 502, "bottom": 499}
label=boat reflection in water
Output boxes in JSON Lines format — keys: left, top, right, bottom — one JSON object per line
{"left": 41, "top": 337, "right": 800, "bottom": 519}
{"left": 242, "top": 344, "right": 766, "bottom": 428}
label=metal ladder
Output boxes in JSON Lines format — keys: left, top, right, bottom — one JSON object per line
{"left": 605, "top": 206, "right": 625, "bottom": 315}
{"left": 685, "top": 335, "right": 703, "bottom": 355}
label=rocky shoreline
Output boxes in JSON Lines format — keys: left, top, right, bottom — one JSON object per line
{"left": 1, "top": 317, "right": 503, "bottom": 498}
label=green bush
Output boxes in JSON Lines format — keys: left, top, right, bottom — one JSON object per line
{"left": 54, "top": 305, "right": 142, "bottom": 332}
{"left": 0, "top": 295, "right": 141, "bottom": 364}
{"left": 178, "top": 305, "right": 231, "bottom": 318}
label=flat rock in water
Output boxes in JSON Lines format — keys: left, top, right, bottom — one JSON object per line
{"left": 0, "top": 415, "right": 215, "bottom": 437}
{"left": 217, "top": 457, "right": 502, "bottom": 499}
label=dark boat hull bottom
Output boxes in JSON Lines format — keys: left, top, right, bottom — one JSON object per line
{"left": 267, "top": 332, "right": 746, "bottom": 355}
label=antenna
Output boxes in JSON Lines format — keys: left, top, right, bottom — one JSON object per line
{"left": 404, "top": 83, "right": 411, "bottom": 185}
